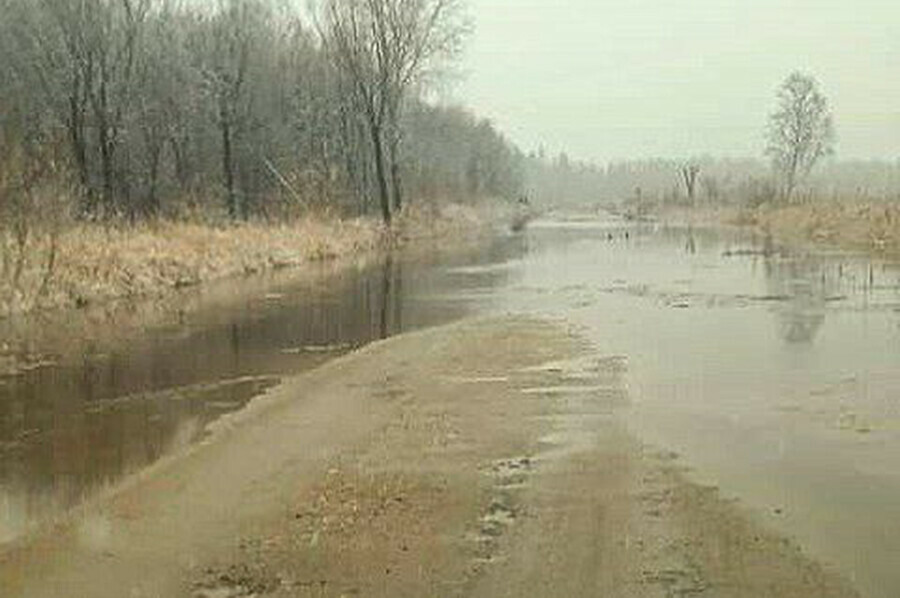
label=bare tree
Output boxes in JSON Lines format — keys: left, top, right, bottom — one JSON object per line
{"left": 188, "top": 0, "right": 265, "bottom": 219}
{"left": 679, "top": 163, "right": 700, "bottom": 205}
{"left": 321, "top": 0, "right": 468, "bottom": 224}
{"left": 765, "top": 72, "right": 835, "bottom": 202}
{"left": 10, "top": 0, "right": 150, "bottom": 215}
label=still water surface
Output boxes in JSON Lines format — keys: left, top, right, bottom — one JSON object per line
{"left": 0, "top": 239, "right": 522, "bottom": 544}
{"left": 2, "top": 214, "right": 900, "bottom": 597}
{"left": 499, "top": 216, "right": 900, "bottom": 598}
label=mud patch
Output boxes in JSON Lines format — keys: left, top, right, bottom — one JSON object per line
{"left": 192, "top": 564, "right": 282, "bottom": 598}
{"left": 483, "top": 456, "right": 534, "bottom": 489}
{"left": 467, "top": 456, "right": 535, "bottom": 573}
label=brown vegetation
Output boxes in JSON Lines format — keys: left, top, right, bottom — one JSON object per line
{"left": 0, "top": 203, "right": 493, "bottom": 317}
{"left": 732, "top": 201, "right": 900, "bottom": 256}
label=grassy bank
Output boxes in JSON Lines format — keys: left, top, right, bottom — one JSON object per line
{"left": 0, "top": 203, "right": 494, "bottom": 318}
{"left": 729, "top": 202, "right": 900, "bottom": 257}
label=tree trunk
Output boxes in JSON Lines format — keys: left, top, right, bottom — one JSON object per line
{"left": 95, "top": 65, "right": 117, "bottom": 215}
{"left": 783, "top": 167, "right": 796, "bottom": 203}
{"left": 171, "top": 133, "right": 190, "bottom": 191}
{"left": 369, "top": 122, "right": 392, "bottom": 225}
{"left": 67, "top": 74, "right": 91, "bottom": 211}
{"left": 386, "top": 102, "right": 403, "bottom": 213}
{"left": 389, "top": 135, "right": 403, "bottom": 213}
{"left": 146, "top": 144, "right": 161, "bottom": 217}
{"left": 98, "top": 119, "right": 115, "bottom": 213}
{"left": 221, "top": 109, "right": 238, "bottom": 219}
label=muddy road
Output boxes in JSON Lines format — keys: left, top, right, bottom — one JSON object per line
{"left": 2, "top": 213, "right": 899, "bottom": 596}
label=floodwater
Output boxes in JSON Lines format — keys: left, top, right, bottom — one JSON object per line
{"left": 0, "top": 238, "right": 522, "bottom": 545}
{"left": 2, "top": 213, "right": 900, "bottom": 597}
{"left": 495, "top": 215, "right": 900, "bottom": 598}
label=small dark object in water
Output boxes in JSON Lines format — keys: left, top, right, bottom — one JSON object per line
{"left": 607, "top": 233, "right": 613, "bottom": 241}
{"left": 625, "top": 231, "right": 630, "bottom": 240}
{"left": 722, "top": 248, "right": 777, "bottom": 258}
{"left": 510, "top": 212, "right": 533, "bottom": 233}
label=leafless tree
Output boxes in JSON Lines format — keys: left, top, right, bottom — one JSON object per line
{"left": 679, "top": 163, "right": 700, "bottom": 205}
{"left": 187, "top": 0, "right": 264, "bottom": 219}
{"left": 321, "top": 0, "right": 468, "bottom": 224}
{"left": 765, "top": 72, "right": 835, "bottom": 202}
{"left": 6, "top": 0, "right": 150, "bottom": 215}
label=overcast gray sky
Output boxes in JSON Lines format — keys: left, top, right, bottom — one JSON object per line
{"left": 456, "top": 0, "right": 900, "bottom": 163}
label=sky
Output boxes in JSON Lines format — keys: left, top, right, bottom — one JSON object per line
{"left": 456, "top": 0, "right": 900, "bottom": 163}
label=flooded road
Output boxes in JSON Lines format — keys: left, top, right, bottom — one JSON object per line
{"left": 494, "top": 216, "right": 900, "bottom": 598}
{"left": 2, "top": 213, "right": 900, "bottom": 597}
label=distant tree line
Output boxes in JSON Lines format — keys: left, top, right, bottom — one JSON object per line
{"left": 524, "top": 72, "right": 899, "bottom": 209}
{"left": 0, "top": 0, "right": 523, "bottom": 224}
{"left": 524, "top": 152, "right": 900, "bottom": 209}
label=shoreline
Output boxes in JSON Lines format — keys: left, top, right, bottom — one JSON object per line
{"left": 0, "top": 202, "right": 509, "bottom": 376}
{"left": 655, "top": 201, "right": 900, "bottom": 260}
{"left": 0, "top": 203, "right": 500, "bottom": 318}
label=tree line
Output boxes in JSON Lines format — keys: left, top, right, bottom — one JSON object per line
{"left": 525, "top": 150, "right": 900, "bottom": 210}
{"left": 525, "top": 72, "right": 895, "bottom": 209}
{"left": 0, "top": 0, "right": 524, "bottom": 225}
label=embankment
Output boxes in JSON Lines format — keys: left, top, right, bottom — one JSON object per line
{"left": 0, "top": 203, "right": 495, "bottom": 318}
{"left": 731, "top": 201, "right": 900, "bottom": 257}
{"left": 657, "top": 201, "right": 900, "bottom": 258}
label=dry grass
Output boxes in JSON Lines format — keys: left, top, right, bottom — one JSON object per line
{"left": 0, "top": 202, "right": 494, "bottom": 317}
{"left": 656, "top": 200, "right": 900, "bottom": 258}
{"left": 391, "top": 201, "right": 489, "bottom": 242}
{"left": 737, "top": 201, "right": 900, "bottom": 255}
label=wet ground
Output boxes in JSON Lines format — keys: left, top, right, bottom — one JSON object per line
{"left": 2, "top": 212, "right": 900, "bottom": 596}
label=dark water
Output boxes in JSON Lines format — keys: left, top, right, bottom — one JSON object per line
{"left": 0, "top": 237, "right": 525, "bottom": 544}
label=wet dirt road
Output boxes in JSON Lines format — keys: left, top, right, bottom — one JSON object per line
{"left": 2, "top": 213, "right": 899, "bottom": 596}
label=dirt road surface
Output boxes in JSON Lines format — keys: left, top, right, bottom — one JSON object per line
{"left": 0, "top": 317, "right": 860, "bottom": 597}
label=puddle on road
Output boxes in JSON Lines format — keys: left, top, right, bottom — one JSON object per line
{"left": 0, "top": 236, "right": 525, "bottom": 545}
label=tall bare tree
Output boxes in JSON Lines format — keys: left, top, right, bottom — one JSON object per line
{"left": 679, "top": 163, "right": 700, "bottom": 205}
{"left": 321, "top": 0, "right": 467, "bottom": 224}
{"left": 765, "top": 72, "right": 835, "bottom": 202}
{"left": 188, "top": 0, "right": 266, "bottom": 219}
{"left": 10, "top": 0, "right": 150, "bottom": 215}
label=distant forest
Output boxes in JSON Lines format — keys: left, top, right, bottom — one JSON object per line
{"left": 526, "top": 153, "right": 900, "bottom": 210}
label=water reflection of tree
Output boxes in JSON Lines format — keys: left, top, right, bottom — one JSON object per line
{"left": 378, "top": 254, "right": 403, "bottom": 339}
{"left": 763, "top": 255, "right": 833, "bottom": 344}
{"left": 685, "top": 226, "right": 697, "bottom": 254}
